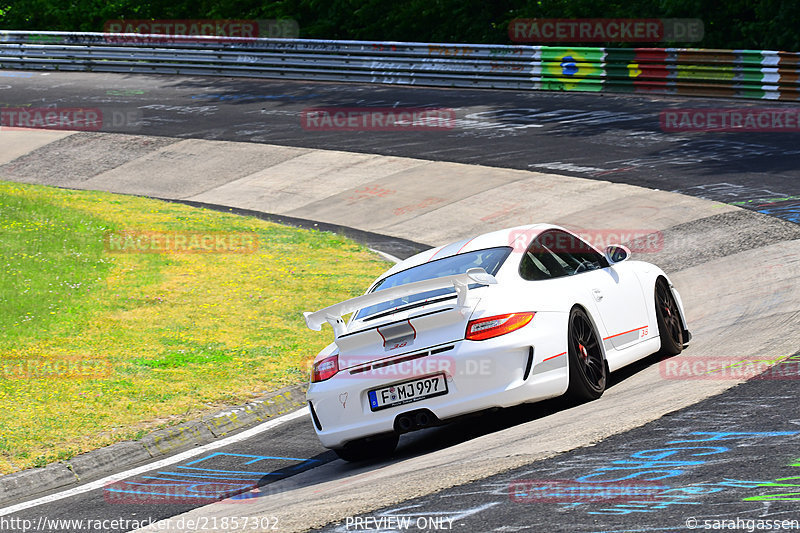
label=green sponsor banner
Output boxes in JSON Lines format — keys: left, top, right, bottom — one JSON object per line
{"left": 604, "top": 48, "right": 637, "bottom": 92}
{"left": 737, "top": 50, "right": 768, "bottom": 66}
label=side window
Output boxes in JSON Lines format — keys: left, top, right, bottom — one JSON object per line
{"left": 519, "top": 230, "right": 607, "bottom": 281}
{"left": 519, "top": 231, "right": 569, "bottom": 280}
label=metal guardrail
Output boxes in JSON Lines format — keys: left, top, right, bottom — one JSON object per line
{"left": 1, "top": 31, "right": 799, "bottom": 101}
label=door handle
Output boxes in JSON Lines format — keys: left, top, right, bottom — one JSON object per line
{"left": 592, "top": 288, "right": 603, "bottom": 302}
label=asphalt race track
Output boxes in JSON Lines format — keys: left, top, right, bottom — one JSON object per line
{"left": 0, "top": 70, "right": 799, "bottom": 532}
{"left": 4, "top": 410, "right": 335, "bottom": 533}
{"left": 318, "top": 354, "right": 800, "bottom": 533}
{"left": 1, "top": 70, "right": 798, "bottom": 223}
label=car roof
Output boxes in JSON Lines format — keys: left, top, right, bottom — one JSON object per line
{"left": 376, "top": 223, "right": 560, "bottom": 281}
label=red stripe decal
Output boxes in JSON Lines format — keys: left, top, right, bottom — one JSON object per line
{"left": 456, "top": 236, "right": 477, "bottom": 254}
{"left": 543, "top": 352, "right": 566, "bottom": 362}
{"left": 427, "top": 247, "right": 444, "bottom": 261}
{"left": 603, "top": 325, "right": 648, "bottom": 340}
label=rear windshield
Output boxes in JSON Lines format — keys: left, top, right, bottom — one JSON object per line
{"left": 354, "top": 246, "right": 512, "bottom": 320}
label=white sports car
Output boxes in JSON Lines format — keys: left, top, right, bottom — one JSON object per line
{"left": 303, "top": 224, "right": 690, "bottom": 461}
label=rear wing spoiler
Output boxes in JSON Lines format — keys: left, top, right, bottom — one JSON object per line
{"left": 303, "top": 268, "right": 497, "bottom": 338}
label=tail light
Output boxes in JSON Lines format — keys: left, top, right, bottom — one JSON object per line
{"left": 466, "top": 312, "right": 535, "bottom": 341}
{"left": 311, "top": 354, "right": 339, "bottom": 382}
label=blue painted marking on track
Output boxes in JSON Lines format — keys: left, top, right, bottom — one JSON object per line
{"left": 104, "top": 489, "right": 226, "bottom": 499}
{"left": 757, "top": 204, "right": 800, "bottom": 223}
{"left": 0, "top": 71, "right": 36, "bottom": 78}
{"left": 174, "top": 466, "right": 294, "bottom": 475}
{"left": 595, "top": 526, "right": 697, "bottom": 533}
{"left": 104, "top": 451, "right": 320, "bottom": 501}
{"left": 145, "top": 472, "right": 263, "bottom": 481}
{"left": 549, "top": 431, "right": 800, "bottom": 516}
{"left": 184, "top": 452, "right": 310, "bottom": 465}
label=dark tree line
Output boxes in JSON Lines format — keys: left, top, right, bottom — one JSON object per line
{"left": 1, "top": 0, "right": 798, "bottom": 51}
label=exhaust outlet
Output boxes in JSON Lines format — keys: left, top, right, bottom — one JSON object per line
{"left": 395, "top": 409, "right": 439, "bottom": 433}
{"left": 415, "top": 411, "right": 431, "bottom": 427}
{"left": 396, "top": 415, "right": 414, "bottom": 432}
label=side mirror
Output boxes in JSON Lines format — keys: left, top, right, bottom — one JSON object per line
{"left": 605, "top": 244, "right": 631, "bottom": 264}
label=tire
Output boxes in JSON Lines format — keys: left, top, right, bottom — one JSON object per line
{"left": 655, "top": 279, "right": 683, "bottom": 356}
{"left": 333, "top": 433, "right": 399, "bottom": 462}
{"left": 566, "top": 307, "right": 607, "bottom": 401}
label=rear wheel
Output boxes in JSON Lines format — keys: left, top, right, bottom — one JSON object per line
{"left": 566, "top": 307, "right": 607, "bottom": 401}
{"left": 655, "top": 279, "right": 683, "bottom": 356}
{"left": 333, "top": 433, "right": 399, "bottom": 462}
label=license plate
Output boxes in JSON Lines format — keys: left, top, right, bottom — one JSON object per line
{"left": 368, "top": 374, "right": 448, "bottom": 411}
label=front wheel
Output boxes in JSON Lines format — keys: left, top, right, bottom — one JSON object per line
{"left": 333, "top": 433, "right": 399, "bottom": 462}
{"left": 655, "top": 279, "right": 683, "bottom": 356}
{"left": 566, "top": 307, "right": 607, "bottom": 401}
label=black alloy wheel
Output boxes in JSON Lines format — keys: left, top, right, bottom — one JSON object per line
{"left": 655, "top": 279, "right": 684, "bottom": 356}
{"left": 566, "top": 307, "right": 607, "bottom": 401}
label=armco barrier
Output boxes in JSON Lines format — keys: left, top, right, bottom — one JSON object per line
{"left": 1, "top": 31, "right": 799, "bottom": 100}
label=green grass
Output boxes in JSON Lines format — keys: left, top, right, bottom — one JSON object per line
{"left": 0, "top": 180, "right": 391, "bottom": 474}
{"left": 1, "top": 190, "right": 123, "bottom": 348}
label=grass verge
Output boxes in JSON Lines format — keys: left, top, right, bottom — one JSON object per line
{"left": 0, "top": 180, "right": 390, "bottom": 474}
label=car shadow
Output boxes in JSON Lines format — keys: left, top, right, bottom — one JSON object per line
{"left": 381, "top": 349, "right": 674, "bottom": 461}
{"left": 250, "top": 348, "right": 678, "bottom": 500}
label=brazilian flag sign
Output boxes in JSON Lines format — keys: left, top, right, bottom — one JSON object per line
{"left": 540, "top": 47, "right": 605, "bottom": 91}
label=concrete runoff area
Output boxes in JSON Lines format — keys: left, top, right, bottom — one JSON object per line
{"left": 0, "top": 131, "right": 797, "bottom": 532}
{"left": 0, "top": 130, "right": 77, "bottom": 166}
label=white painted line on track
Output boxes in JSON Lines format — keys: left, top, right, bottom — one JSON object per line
{"left": 0, "top": 406, "right": 310, "bottom": 516}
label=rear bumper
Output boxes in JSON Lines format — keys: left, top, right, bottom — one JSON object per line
{"left": 306, "top": 313, "right": 568, "bottom": 448}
